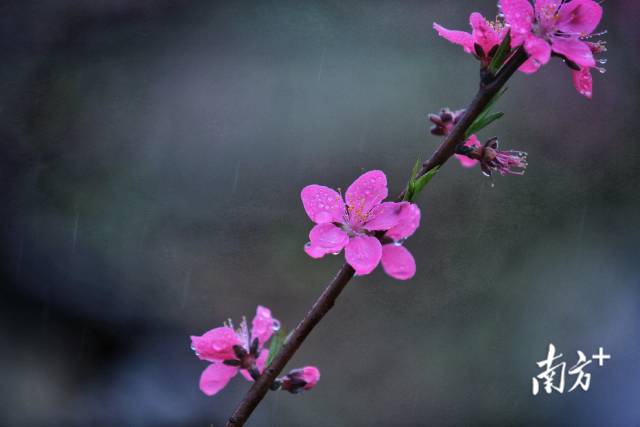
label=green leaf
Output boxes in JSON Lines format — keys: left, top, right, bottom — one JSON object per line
{"left": 266, "top": 328, "right": 286, "bottom": 367}
{"left": 488, "top": 30, "right": 511, "bottom": 75}
{"left": 404, "top": 164, "right": 439, "bottom": 202}
{"left": 413, "top": 167, "right": 439, "bottom": 195}
{"left": 465, "top": 111, "right": 504, "bottom": 137}
{"left": 465, "top": 87, "right": 508, "bottom": 138}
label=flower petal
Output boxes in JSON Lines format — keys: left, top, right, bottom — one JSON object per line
{"left": 300, "top": 185, "right": 345, "bottom": 224}
{"left": 525, "top": 36, "right": 551, "bottom": 68}
{"left": 191, "top": 327, "right": 240, "bottom": 362}
{"left": 572, "top": 67, "right": 593, "bottom": 99}
{"left": 363, "top": 202, "right": 404, "bottom": 231}
{"left": 251, "top": 305, "right": 275, "bottom": 347}
{"left": 499, "top": 0, "right": 535, "bottom": 46}
{"left": 556, "top": 0, "right": 603, "bottom": 35}
{"left": 470, "top": 12, "right": 501, "bottom": 54}
{"left": 304, "top": 242, "right": 329, "bottom": 259}
{"left": 433, "top": 23, "right": 474, "bottom": 53}
{"left": 551, "top": 38, "right": 595, "bottom": 68}
{"left": 518, "top": 57, "right": 543, "bottom": 74}
{"left": 308, "top": 223, "right": 349, "bottom": 254}
{"left": 455, "top": 154, "right": 480, "bottom": 168}
{"left": 344, "top": 235, "right": 382, "bottom": 275}
{"left": 385, "top": 203, "right": 421, "bottom": 241}
{"left": 240, "top": 349, "right": 270, "bottom": 382}
{"left": 199, "top": 363, "right": 238, "bottom": 396}
{"left": 345, "top": 170, "right": 388, "bottom": 219}
{"left": 381, "top": 244, "right": 416, "bottom": 280}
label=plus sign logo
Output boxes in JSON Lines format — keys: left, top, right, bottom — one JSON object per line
{"left": 532, "top": 344, "right": 611, "bottom": 395}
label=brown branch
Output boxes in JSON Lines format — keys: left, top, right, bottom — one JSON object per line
{"left": 225, "top": 46, "right": 528, "bottom": 427}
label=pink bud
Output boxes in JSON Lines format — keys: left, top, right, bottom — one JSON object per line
{"left": 280, "top": 366, "right": 321, "bottom": 393}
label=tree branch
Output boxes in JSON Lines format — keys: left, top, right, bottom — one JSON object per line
{"left": 225, "top": 46, "right": 528, "bottom": 427}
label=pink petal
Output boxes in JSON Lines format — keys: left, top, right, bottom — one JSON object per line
{"left": 456, "top": 154, "right": 480, "bottom": 168}
{"left": 304, "top": 242, "right": 329, "bottom": 259}
{"left": 524, "top": 36, "right": 551, "bottom": 68}
{"left": 551, "top": 38, "right": 595, "bottom": 68}
{"left": 381, "top": 244, "right": 416, "bottom": 280}
{"left": 556, "top": 0, "right": 603, "bottom": 35}
{"left": 300, "top": 366, "right": 321, "bottom": 390}
{"left": 345, "top": 170, "right": 388, "bottom": 219}
{"left": 499, "top": 0, "right": 534, "bottom": 46}
{"left": 199, "top": 363, "right": 238, "bottom": 396}
{"left": 572, "top": 67, "right": 593, "bottom": 99}
{"left": 385, "top": 203, "right": 421, "bottom": 241}
{"left": 191, "top": 327, "right": 240, "bottom": 362}
{"left": 470, "top": 12, "right": 501, "bottom": 54}
{"left": 363, "top": 202, "right": 404, "bottom": 231}
{"left": 518, "top": 57, "right": 543, "bottom": 74}
{"left": 433, "top": 23, "right": 474, "bottom": 53}
{"left": 300, "top": 185, "right": 345, "bottom": 224}
{"left": 307, "top": 223, "right": 349, "bottom": 256}
{"left": 240, "top": 349, "right": 270, "bottom": 382}
{"left": 344, "top": 235, "right": 382, "bottom": 275}
{"left": 251, "top": 305, "right": 275, "bottom": 347}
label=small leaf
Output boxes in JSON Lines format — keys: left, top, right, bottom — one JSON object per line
{"left": 466, "top": 111, "right": 504, "bottom": 137}
{"left": 266, "top": 328, "right": 286, "bottom": 367}
{"left": 488, "top": 30, "right": 511, "bottom": 75}
{"left": 403, "top": 158, "right": 422, "bottom": 201}
{"left": 413, "top": 167, "right": 439, "bottom": 195}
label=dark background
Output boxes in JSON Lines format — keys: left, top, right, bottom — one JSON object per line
{"left": 1, "top": 1, "right": 638, "bottom": 426}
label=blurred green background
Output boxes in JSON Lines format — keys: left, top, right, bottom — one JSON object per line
{"left": 1, "top": 1, "right": 638, "bottom": 426}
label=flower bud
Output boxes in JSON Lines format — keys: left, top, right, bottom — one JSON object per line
{"left": 280, "top": 366, "right": 321, "bottom": 394}
{"left": 429, "top": 108, "right": 465, "bottom": 136}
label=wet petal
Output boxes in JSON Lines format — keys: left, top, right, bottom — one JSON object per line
{"left": 551, "top": 38, "right": 595, "bottom": 68}
{"left": 301, "top": 185, "right": 345, "bottom": 224}
{"left": 499, "top": 0, "right": 534, "bottom": 46}
{"left": 433, "top": 23, "right": 474, "bottom": 53}
{"left": 518, "top": 56, "right": 543, "bottom": 74}
{"left": 525, "top": 36, "right": 551, "bottom": 68}
{"left": 344, "top": 235, "right": 382, "bottom": 275}
{"left": 385, "top": 203, "right": 421, "bottom": 241}
{"left": 308, "top": 223, "right": 349, "bottom": 254}
{"left": 572, "top": 67, "right": 593, "bottom": 99}
{"left": 363, "top": 202, "right": 404, "bottom": 231}
{"left": 381, "top": 244, "right": 416, "bottom": 280}
{"left": 199, "top": 363, "right": 238, "bottom": 396}
{"left": 556, "top": 0, "right": 603, "bottom": 35}
{"left": 251, "top": 305, "right": 275, "bottom": 347}
{"left": 345, "top": 170, "right": 388, "bottom": 218}
{"left": 191, "top": 327, "right": 240, "bottom": 362}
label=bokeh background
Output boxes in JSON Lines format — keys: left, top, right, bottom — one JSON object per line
{"left": 1, "top": 1, "right": 639, "bottom": 426}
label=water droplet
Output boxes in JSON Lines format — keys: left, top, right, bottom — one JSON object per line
{"left": 272, "top": 319, "right": 281, "bottom": 332}
{"left": 597, "top": 67, "right": 606, "bottom": 74}
{"left": 598, "top": 58, "right": 607, "bottom": 65}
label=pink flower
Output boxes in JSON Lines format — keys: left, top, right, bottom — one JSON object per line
{"left": 433, "top": 12, "right": 507, "bottom": 62}
{"left": 301, "top": 170, "right": 420, "bottom": 280}
{"left": 456, "top": 136, "right": 528, "bottom": 177}
{"left": 499, "top": 0, "right": 605, "bottom": 97}
{"left": 280, "top": 366, "right": 321, "bottom": 393}
{"left": 190, "top": 306, "right": 278, "bottom": 396}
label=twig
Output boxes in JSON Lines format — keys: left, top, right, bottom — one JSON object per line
{"left": 225, "top": 46, "right": 528, "bottom": 427}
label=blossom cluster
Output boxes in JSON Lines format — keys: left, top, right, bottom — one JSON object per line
{"left": 434, "top": 0, "right": 605, "bottom": 98}
{"left": 191, "top": 306, "right": 319, "bottom": 396}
